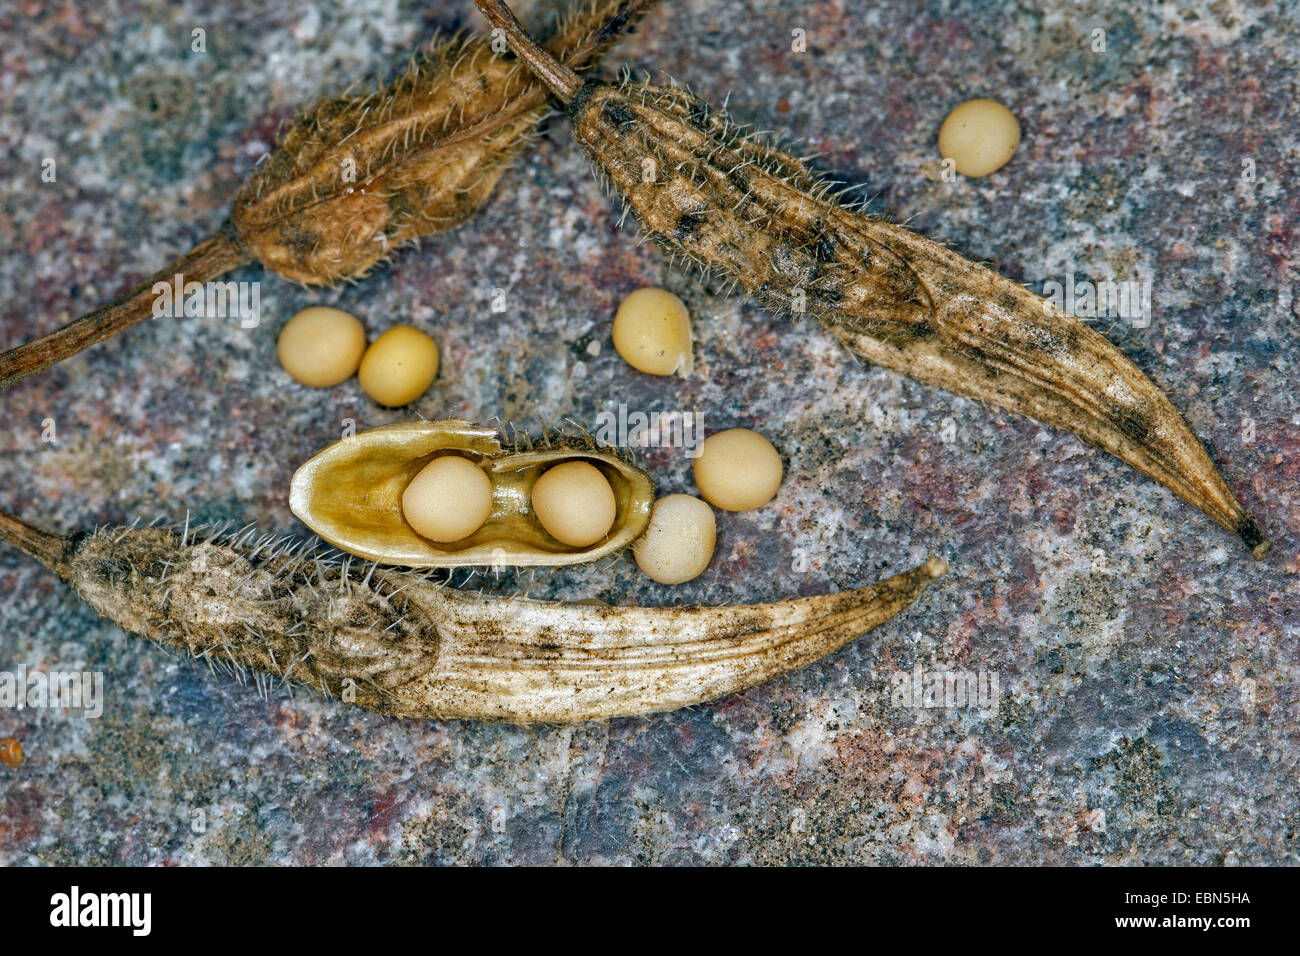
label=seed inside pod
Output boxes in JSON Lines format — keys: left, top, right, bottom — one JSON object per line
{"left": 277, "top": 306, "right": 367, "bottom": 387}
{"left": 402, "top": 455, "right": 493, "bottom": 543}
{"left": 633, "top": 494, "right": 715, "bottom": 584}
{"left": 612, "top": 287, "right": 693, "bottom": 375}
{"left": 290, "top": 420, "right": 654, "bottom": 567}
{"left": 693, "top": 428, "right": 783, "bottom": 511}
{"left": 358, "top": 325, "right": 439, "bottom": 407}
{"left": 531, "top": 460, "right": 617, "bottom": 547}
{"left": 938, "top": 98, "right": 1021, "bottom": 177}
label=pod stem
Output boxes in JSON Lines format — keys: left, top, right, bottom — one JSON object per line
{"left": 474, "top": 0, "right": 583, "bottom": 101}
{"left": 0, "top": 225, "right": 250, "bottom": 391}
{"left": 0, "top": 509, "right": 68, "bottom": 577}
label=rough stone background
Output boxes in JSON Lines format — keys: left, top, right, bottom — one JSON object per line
{"left": 0, "top": 0, "right": 1296, "bottom": 865}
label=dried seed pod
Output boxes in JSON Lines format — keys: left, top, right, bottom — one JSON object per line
{"left": 230, "top": 0, "right": 652, "bottom": 285}
{"left": 0, "top": 0, "right": 658, "bottom": 390}
{"left": 290, "top": 420, "right": 653, "bottom": 567}
{"left": 0, "top": 509, "right": 947, "bottom": 722}
{"left": 473, "top": 0, "right": 1269, "bottom": 559}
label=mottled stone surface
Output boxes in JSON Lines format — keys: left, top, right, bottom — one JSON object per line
{"left": 0, "top": 0, "right": 1296, "bottom": 864}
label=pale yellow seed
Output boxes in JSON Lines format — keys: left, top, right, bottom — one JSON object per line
{"left": 277, "top": 306, "right": 367, "bottom": 388}
{"left": 611, "top": 287, "right": 693, "bottom": 376}
{"left": 358, "top": 325, "right": 440, "bottom": 407}
{"left": 531, "top": 460, "right": 616, "bottom": 548}
{"left": 401, "top": 455, "right": 493, "bottom": 543}
{"left": 937, "top": 98, "right": 1021, "bottom": 177}
{"left": 633, "top": 494, "right": 716, "bottom": 585}
{"left": 693, "top": 428, "right": 783, "bottom": 512}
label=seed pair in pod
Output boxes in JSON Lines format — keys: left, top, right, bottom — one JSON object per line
{"left": 290, "top": 419, "right": 652, "bottom": 568}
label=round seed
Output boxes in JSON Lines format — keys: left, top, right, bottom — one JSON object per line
{"left": 937, "top": 98, "right": 1021, "bottom": 178}
{"left": 531, "top": 460, "right": 616, "bottom": 547}
{"left": 692, "top": 428, "right": 783, "bottom": 511}
{"left": 402, "top": 455, "right": 493, "bottom": 543}
{"left": 358, "top": 325, "right": 440, "bottom": 407}
{"left": 277, "top": 306, "right": 367, "bottom": 387}
{"left": 633, "top": 494, "right": 715, "bottom": 585}
{"left": 0, "top": 737, "right": 21, "bottom": 769}
{"left": 612, "top": 287, "right": 693, "bottom": 376}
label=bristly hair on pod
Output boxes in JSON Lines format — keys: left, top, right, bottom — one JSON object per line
{"left": 233, "top": 0, "right": 657, "bottom": 285}
{"left": 471, "top": 0, "right": 1269, "bottom": 560}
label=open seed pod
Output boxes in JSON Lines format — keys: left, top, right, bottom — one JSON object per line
{"left": 289, "top": 420, "right": 654, "bottom": 567}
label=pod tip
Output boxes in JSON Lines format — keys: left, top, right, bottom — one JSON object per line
{"left": 923, "top": 556, "right": 949, "bottom": 579}
{"left": 1236, "top": 515, "right": 1271, "bottom": 561}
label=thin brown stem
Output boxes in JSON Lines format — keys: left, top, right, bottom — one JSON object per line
{"left": 0, "top": 509, "right": 68, "bottom": 577}
{"left": 474, "top": 0, "right": 583, "bottom": 101}
{"left": 0, "top": 226, "right": 250, "bottom": 391}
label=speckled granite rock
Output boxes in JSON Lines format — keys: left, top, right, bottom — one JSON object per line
{"left": 0, "top": 0, "right": 1296, "bottom": 865}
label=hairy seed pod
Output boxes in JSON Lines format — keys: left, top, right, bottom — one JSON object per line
{"left": 230, "top": 0, "right": 655, "bottom": 284}
{"left": 291, "top": 419, "right": 654, "bottom": 567}
{"left": 0, "top": 0, "right": 658, "bottom": 390}
{"left": 0, "top": 509, "right": 947, "bottom": 722}
{"left": 473, "top": 0, "right": 1269, "bottom": 559}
